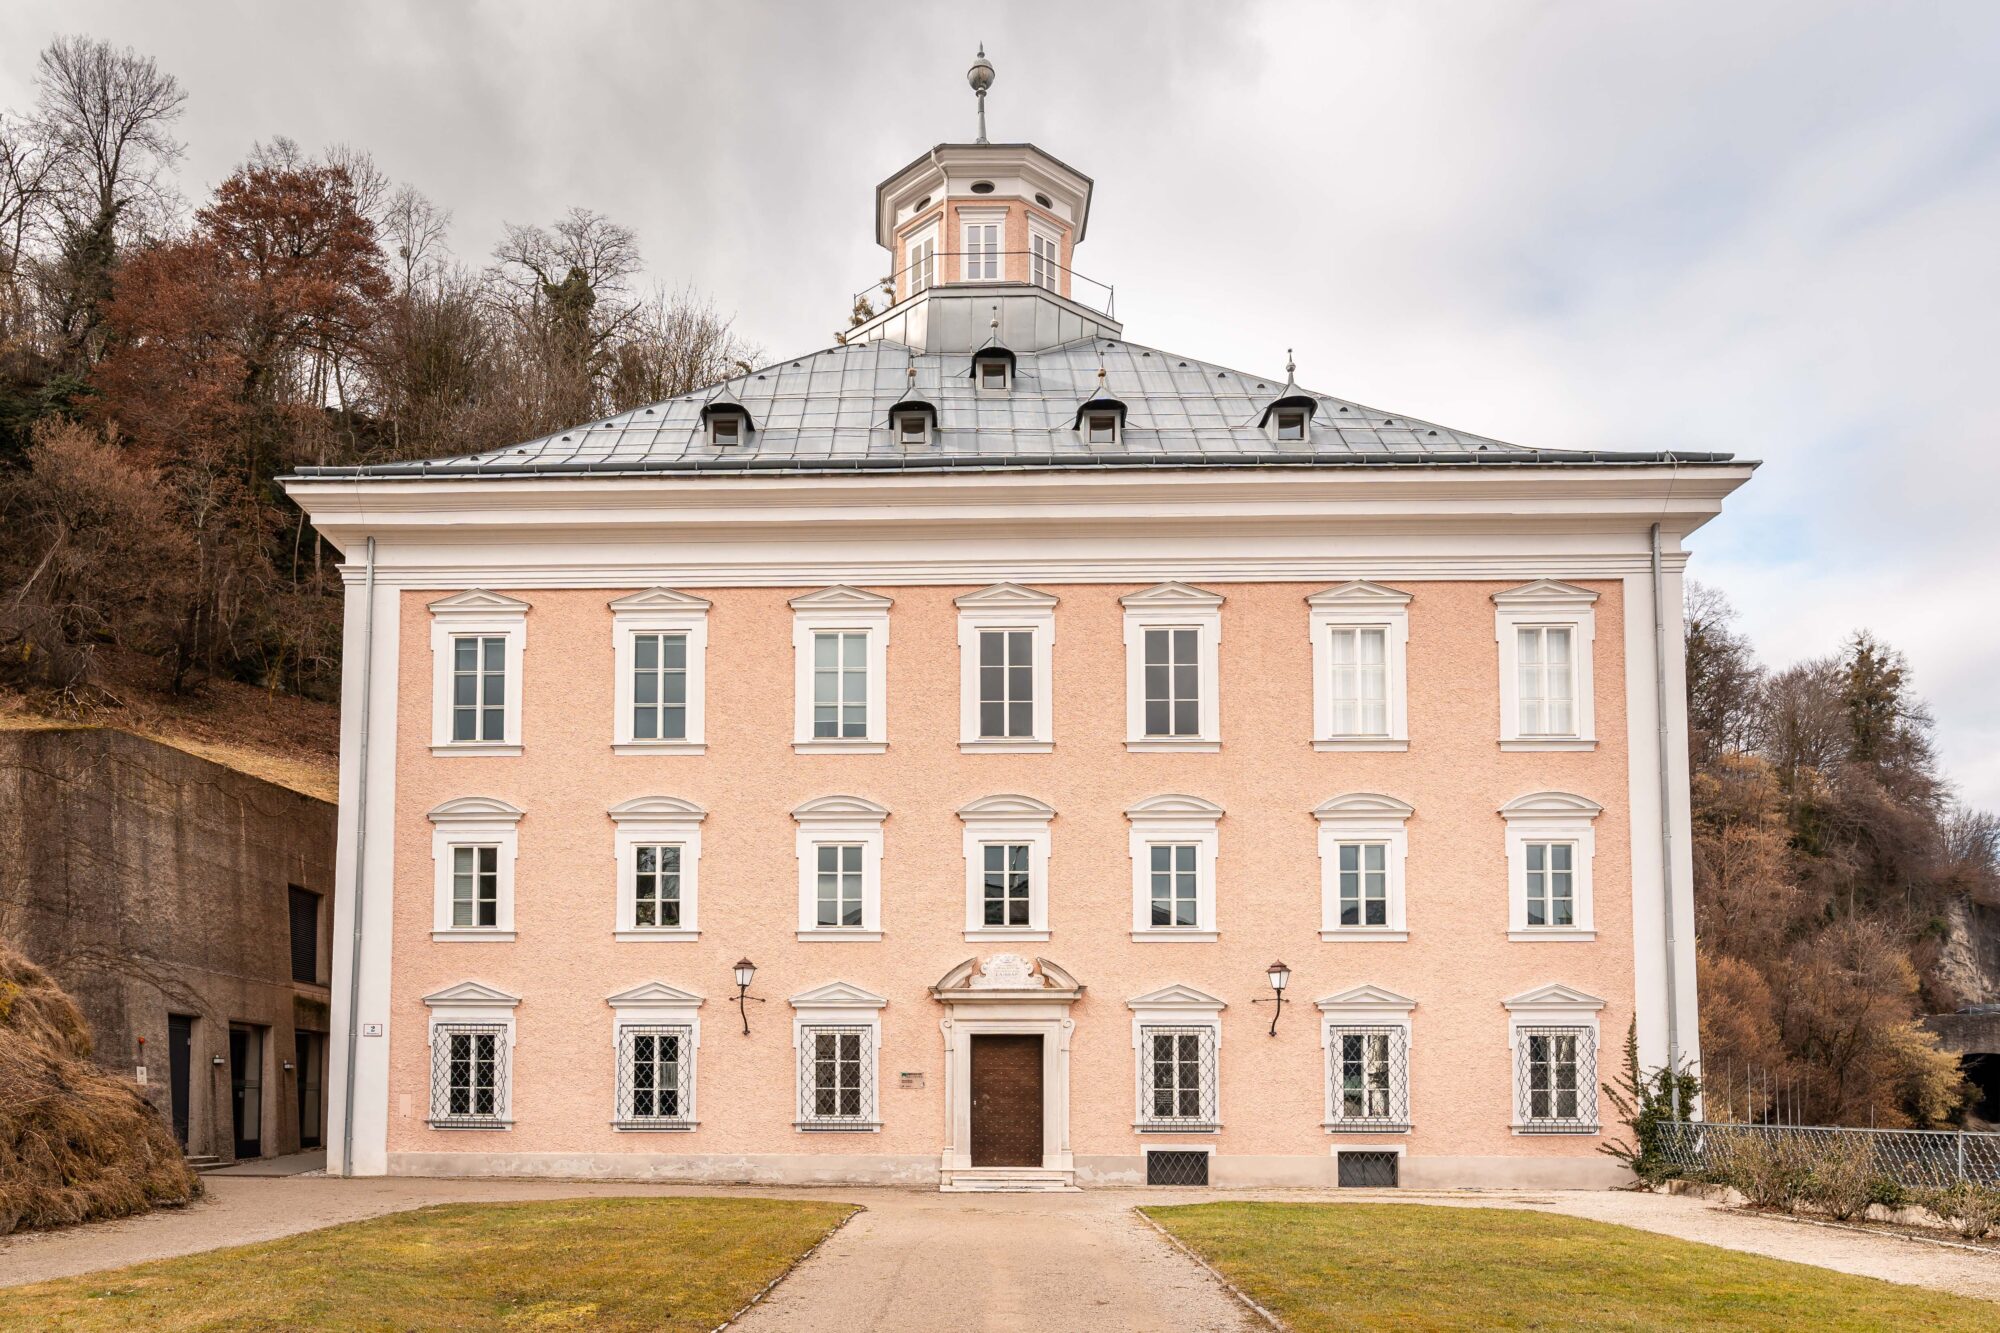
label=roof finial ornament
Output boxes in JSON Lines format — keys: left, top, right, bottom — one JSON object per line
{"left": 968, "top": 44, "right": 995, "bottom": 144}
{"left": 1283, "top": 347, "right": 1297, "bottom": 393}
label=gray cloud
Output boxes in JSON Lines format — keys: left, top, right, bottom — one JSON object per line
{"left": 4, "top": 0, "right": 1995, "bottom": 805}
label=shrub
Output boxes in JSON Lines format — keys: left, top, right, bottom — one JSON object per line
{"left": 1801, "top": 1135, "right": 1880, "bottom": 1221}
{"left": 1600, "top": 1021, "right": 1702, "bottom": 1185}
{"left": 1719, "top": 1132, "right": 1811, "bottom": 1212}
{"left": 1866, "top": 1176, "right": 1908, "bottom": 1211}
{"left": 1916, "top": 1182, "right": 2000, "bottom": 1241}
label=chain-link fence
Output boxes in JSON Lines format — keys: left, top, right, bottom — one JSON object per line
{"left": 1657, "top": 1121, "right": 2000, "bottom": 1190}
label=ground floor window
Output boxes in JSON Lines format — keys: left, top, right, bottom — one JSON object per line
{"left": 1326, "top": 1026, "right": 1410, "bottom": 1130}
{"left": 798, "top": 1025, "right": 875, "bottom": 1128}
{"left": 430, "top": 1023, "right": 508, "bottom": 1127}
{"left": 616, "top": 1025, "right": 693, "bottom": 1127}
{"left": 1516, "top": 1026, "right": 1597, "bottom": 1132}
{"left": 1138, "top": 1024, "right": 1217, "bottom": 1129}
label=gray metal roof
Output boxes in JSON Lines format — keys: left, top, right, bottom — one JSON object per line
{"left": 289, "top": 337, "right": 1735, "bottom": 480}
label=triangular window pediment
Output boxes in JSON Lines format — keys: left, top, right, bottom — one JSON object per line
{"left": 605, "top": 981, "right": 705, "bottom": 1007}
{"left": 954, "top": 582, "right": 1059, "bottom": 610}
{"left": 1503, "top": 982, "right": 1605, "bottom": 1011}
{"left": 423, "top": 980, "right": 521, "bottom": 1008}
{"left": 608, "top": 587, "right": 712, "bottom": 613}
{"left": 789, "top": 980, "right": 889, "bottom": 1010}
{"left": 1316, "top": 984, "right": 1417, "bottom": 1012}
{"left": 1127, "top": 983, "right": 1226, "bottom": 1011}
{"left": 428, "top": 588, "right": 530, "bottom": 614}
{"left": 788, "top": 585, "right": 894, "bottom": 611}
{"left": 1119, "top": 581, "right": 1223, "bottom": 609}
{"left": 1306, "top": 580, "right": 1412, "bottom": 608}
{"left": 1492, "top": 579, "right": 1598, "bottom": 608}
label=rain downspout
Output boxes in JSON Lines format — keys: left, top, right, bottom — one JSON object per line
{"left": 1651, "top": 523, "right": 1683, "bottom": 1116}
{"left": 339, "top": 536, "right": 376, "bottom": 1176}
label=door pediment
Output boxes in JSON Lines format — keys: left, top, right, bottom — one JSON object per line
{"left": 932, "top": 954, "right": 1083, "bottom": 1003}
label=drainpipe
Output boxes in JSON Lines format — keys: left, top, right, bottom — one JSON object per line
{"left": 339, "top": 536, "right": 377, "bottom": 1176}
{"left": 1651, "top": 523, "right": 1683, "bottom": 1117}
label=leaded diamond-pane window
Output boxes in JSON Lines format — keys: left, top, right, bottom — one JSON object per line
{"left": 1524, "top": 842, "right": 1576, "bottom": 928}
{"left": 430, "top": 1023, "right": 508, "bottom": 1127}
{"left": 1326, "top": 1026, "right": 1411, "bottom": 1130}
{"left": 631, "top": 632, "right": 688, "bottom": 740}
{"left": 798, "top": 1025, "right": 875, "bottom": 1127}
{"left": 617, "top": 1025, "right": 693, "bottom": 1127}
{"left": 982, "top": 843, "right": 1032, "bottom": 927}
{"left": 1517, "top": 1026, "right": 1598, "bottom": 1133}
{"left": 1140, "top": 1025, "right": 1218, "bottom": 1128}
{"left": 634, "top": 844, "right": 682, "bottom": 929}
{"left": 978, "top": 629, "right": 1034, "bottom": 738}
{"left": 1142, "top": 627, "right": 1200, "bottom": 737}
{"left": 451, "top": 635, "right": 506, "bottom": 742}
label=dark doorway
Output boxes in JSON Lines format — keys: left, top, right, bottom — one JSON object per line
{"left": 969, "top": 1033, "right": 1043, "bottom": 1168}
{"left": 167, "top": 1014, "right": 193, "bottom": 1147}
{"left": 230, "top": 1025, "right": 264, "bottom": 1159}
{"left": 1338, "top": 1151, "right": 1400, "bottom": 1188}
{"left": 296, "top": 1031, "right": 325, "bottom": 1149}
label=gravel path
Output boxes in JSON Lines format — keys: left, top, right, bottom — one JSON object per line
{"left": 2, "top": 1175, "right": 1994, "bottom": 1321}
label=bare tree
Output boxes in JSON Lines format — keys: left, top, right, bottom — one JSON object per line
{"left": 608, "top": 282, "right": 760, "bottom": 409}
{"left": 0, "top": 112, "right": 58, "bottom": 283}
{"left": 380, "top": 186, "right": 452, "bottom": 295}
{"left": 490, "top": 207, "right": 643, "bottom": 429}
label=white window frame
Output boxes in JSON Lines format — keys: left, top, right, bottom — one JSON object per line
{"left": 957, "top": 794, "right": 1055, "bottom": 942}
{"left": 609, "top": 588, "right": 709, "bottom": 754}
{"left": 1503, "top": 983, "right": 1604, "bottom": 1134}
{"left": 1307, "top": 581, "right": 1410, "bottom": 750}
{"left": 422, "top": 981, "right": 519, "bottom": 1129}
{"left": 1121, "top": 582, "right": 1223, "bottom": 751}
{"left": 1313, "top": 793, "right": 1413, "bottom": 941}
{"left": 955, "top": 583, "right": 1056, "bottom": 752}
{"left": 975, "top": 355, "right": 1011, "bottom": 391}
{"left": 793, "top": 795, "right": 888, "bottom": 941}
{"left": 1125, "top": 794, "right": 1223, "bottom": 942}
{"left": 960, "top": 208, "right": 1004, "bottom": 282}
{"left": 790, "top": 586, "right": 892, "bottom": 753}
{"left": 607, "top": 981, "right": 703, "bottom": 1130}
{"left": 1127, "top": 985, "right": 1224, "bottom": 1132}
{"left": 428, "top": 590, "right": 528, "bottom": 756}
{"left": 1081, "top": 409, "right": 1122, "bottom": 446}
{"left": 893, "top": 409, "right": 933, "bottom": 445}
{"left": 1494, "top": 580, "right": 1597, "bottom": 749}
{"left": 1271, "top": 408, "right": 1310, "bottom": 442}
{"left": 904, "top": 222, "right": 937, "bottom": 295}
{"left": 608, "top": 796, "right": 705, "bottom": 941}
{"left": 1028, "top": 222, "right": 1061, "bottom": 291}
{"left": 1499, "top": 791, "right": 1602, "bottom": 941}
{"left": 708, "top": 412, "right": 744, "bottom": 447}
{"left": 790, "top": 981, "right": 887, "bottom": 1132}
{"left": 1317, "top": 985, "right": 1415, "bottom": 1133}
{"left": 428, "top": 797, "right": 522, "bottom": 942}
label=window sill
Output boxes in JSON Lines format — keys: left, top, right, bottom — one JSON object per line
{"left": 1318, "top": 929, "right": 1409, "bottom": 943}
{"left": 959, "top": 739, "right": 1054, "bottom": 754}
{"left": 613, "top": 1120, "right": 698, "bottom": 1132}
{"left": 793, "top": 740, "right": 888, "bottom": 755}
{"left": 1133, "top": 1123, "right": 1220, "bottom": 1134}
{"left": 429, "top": 743, "right": 522, "bottom": 758}
{"left": 430, "top": 930, "right": 517, "bottom": 943}
{"left": 794, "top": 1121, "right": 881, "bottom": 1133}
{"left": 1507, "top": 929, "right": 1597, "bottom": 943}
{"left": 1125, "top": 739, "right": 1220, "bottom": 753}
{"left": 796, "top": 929, "right": 883, "bottom": 943}
{"left": 965, "top": 928, "right": 1051, "bottom": 943}
{"left": 1498, "top": 738, "right": 1597, "bottom": 752}
{"left": 1513, "top": 1124, "right": 1601, "bottom": 1136}
{"left": 1323, "top": 1122, "right": 1411, "bottom": 1134}
{"left": 614, "top": 929, "right": 700, "bottom": 943}
{"left": 1312, "top": 738, "right": 1409, "bottom": 752}
{"left": 1130, "top": 930, "right": 1218, "bottom": 943}
{"left": 612, "top": 741, "right": 706, "bottom": 756}
{"left": 426, "top": 1119, "right": 513, "bottom": 1130}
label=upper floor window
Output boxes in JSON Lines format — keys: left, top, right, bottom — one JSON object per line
{"left": 790, "top": 587, "right": 891, "bottom": 753}
{"left": 1308, "top": 581, "right": 1411, "bottom": 751}
{"left": 792, "top": 796, "right": 888, "bottom": 940}
{"left": 610, "top": 588, "right": 710, "bottom": 755}
{"left": 906, "top": 227, "right": 937, "bottom": 294}
{"left": 422, "top": 980, "right": 519, "bottom": 1129}
{"left": 609, "top": 796, "right": 705, "bottom": 941}
{"left": 955, "top": 583, "right": 1056, "bottom": 752}
{"left": 1121, "top": 583, "right": 1223, "bottom": 751}
{"left": 1500, "top": 792, "right": 1601, "bottom": 941}
{"left": 962, "top": 217, "right": 1001, "bottom": 280}
{"left": 427, "top": 797, "right": 522, "bottom": 942}
{"left": 1125, "top": 794, "right": 1223, "bottom": 942}
{"left": 1494, "top": 580, "right": 1597, "bottom": 749}
{"left": 1504, "top": 983, "right": 1605, "bottom": 1134}
{"left": 427, "top": 590, "right": 528, "bottom": 756}
{"left": 790, "top": 981, "right": 887, "bottom": 1130}
{"left": 1127, "top": 985, "right": 1224, "bottom": 1131}
{"left": 958, "top": 794, "right": 1055, "bottom": 941}
{"left": 1030, "top": 228, "right": 1059, "bottom": 290}
{"left": 1314, "top": 793, "right": 1413, "bottom": 941}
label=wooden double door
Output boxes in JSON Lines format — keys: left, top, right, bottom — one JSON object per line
{"left": 969, "top": 1033, "right": 1044, "bottom": 1168}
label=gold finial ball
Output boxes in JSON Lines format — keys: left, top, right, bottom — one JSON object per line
{"left": 968, "top": 46, "right": 995, "bottom": 95}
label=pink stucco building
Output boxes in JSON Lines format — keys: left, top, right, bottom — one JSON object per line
{"left": 285, "top": 65, "right": 1752, "bottom": 1190}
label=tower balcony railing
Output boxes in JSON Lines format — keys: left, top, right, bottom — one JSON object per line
{"left": 853, "top": 253, "right": 1117, "bottom": 323}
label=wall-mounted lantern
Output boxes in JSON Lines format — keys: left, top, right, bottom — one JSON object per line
{"left": 1252, "top": 960, "right": 1292, "bottom": 1036}
{"left": 733, "top": 958, "right": 765, "bottom": 1036}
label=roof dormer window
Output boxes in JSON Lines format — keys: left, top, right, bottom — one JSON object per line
{"left": 1073, "top": 393, "right": 1128, "bottom": 446}
{"left": 1084, "top": 411, "right": 1120, "bottom": 446}
{"left": 1259, "top": 393, "right": 1317, "bottom": 444}
{"left": 1275, "top": 409, "right": 1308, "bottom": 442}
{"left": 889, "top": 400, "right": 936, "bottom": 446}
{"left": 972, "top": 349, "right": 1014, "bottom": 392}
{"left": 980, "top": 360, "right": 1009, "bottom": 390}
{"left": 700, "top": 401, "right": 753, "bottom": 447}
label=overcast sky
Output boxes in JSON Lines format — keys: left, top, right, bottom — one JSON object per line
{"left": 4, "top": 1, "right": 1997, "bottom": 808}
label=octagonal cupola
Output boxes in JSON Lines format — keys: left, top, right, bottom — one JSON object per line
{"left": 852, "top": 47, "right": 1118, "bottom": 355}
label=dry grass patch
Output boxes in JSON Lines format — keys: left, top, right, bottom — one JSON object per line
{"left": 0, "top": 1196, "right": 855, "bottom": 1331}
{"left": 1145, "top": 1201, "right": 1996, "bottom": 1331}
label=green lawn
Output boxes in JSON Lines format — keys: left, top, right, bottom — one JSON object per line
{"left": 0, "top": 1197, "right": 855, "bottom": 1332}
{"left": 1144, "top": 1202, "right": 1996, "bottom": 1332}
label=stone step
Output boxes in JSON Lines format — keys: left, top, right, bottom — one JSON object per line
{"left": 940, "top": 1170, "right": 1077, "bottom": 1193}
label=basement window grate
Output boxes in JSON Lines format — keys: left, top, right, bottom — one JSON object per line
{"left": 1337, "top": 1151, "right": 1400, "bottom": 1188}
{"left": 1146, "top": 1150, "right": 1210, "bottom": 1186}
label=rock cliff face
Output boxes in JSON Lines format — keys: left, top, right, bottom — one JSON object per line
{"left": 1933, "top": 898, "right": 2000, "bottom": 1009}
